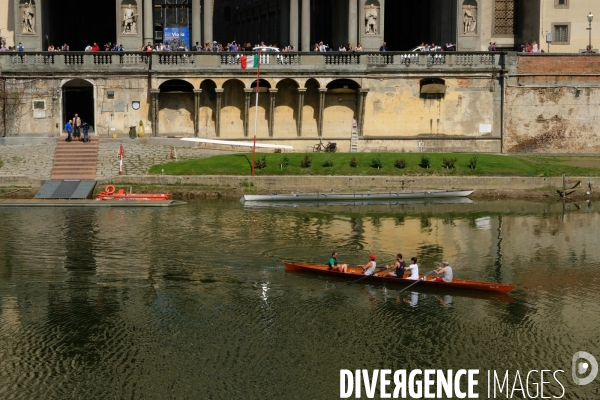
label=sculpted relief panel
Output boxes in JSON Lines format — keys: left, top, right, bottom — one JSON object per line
{"left": 21, "top": 1, "right": 36, "bottom": 35}
{"left": 462, "top": 1, "right": 477, "bottom": 35}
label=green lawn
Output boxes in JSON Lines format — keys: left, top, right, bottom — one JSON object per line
{"left": 149, "top": 153, "right": 600, "bottom": 177}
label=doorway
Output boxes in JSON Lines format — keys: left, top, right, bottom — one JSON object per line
{"left": 63, "top": 79, "right": 94, "bottom": 132}
{"left": 42, "top": 0, "right": 116, "bottom": 51}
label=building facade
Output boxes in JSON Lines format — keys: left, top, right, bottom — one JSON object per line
{"left": 3, "top": 1, "right": 596, "bottom": 52}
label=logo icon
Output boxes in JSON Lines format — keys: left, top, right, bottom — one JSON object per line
{"left": 572, "top": 351, "right": 598, "bottom": 386}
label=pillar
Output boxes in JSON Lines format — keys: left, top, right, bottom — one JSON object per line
{"left": 280, "top": 0, "right": 290, "bottom": 48}
{"left": 150, "top": 89, "right": 160, "bottom": 137}
{"left": 143, "top": 0, "right": 154, "bottom": 44}
{"left": 289, "top": 0, "right": 298, "bottom": 49}
{"left": 318, "top": 88, "right": 327, "bottom": 137}
{"left": 143, "top": 0, "right": 154, "bottom": 45}
{"left": 204, "top": 0, "right": 213, "bottom": 44}
{"left": 244, "top": 88, "right": 253, "bottom": 137}
{"left": 357, "top": 88, "right": 369, "bottom": 136}
{"left": 215, "top": 88, "right": 224, "bottom": 137}
{"left": 296, "top": 88, "right": 306, "bottom": 136}
{"left": 268, "top": 89, "right": 278, "bottom": 137}
{"left": 348, "top": 0, "right": 357, "bottom": 48}
{"left": 193, "top": 89, "right": 202, "bottom": 137}
{"left": 192, "top": 0, "right": 202, "bottom": 46}
{"left": 301, "top": 0, "right": 310, "bottom": 51}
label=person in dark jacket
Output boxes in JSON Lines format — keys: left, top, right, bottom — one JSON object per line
{"left": 81, "top": 119, "right": 90, "bottom": 142}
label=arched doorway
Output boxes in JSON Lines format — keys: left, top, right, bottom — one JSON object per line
{"left": 42, "top": 0, "right": 116, "bottom": 51}
{"left": 275, "top": 79, "right": 299, "bottom": 137}
{"left": 158, "top": 79, "right": 194, "bottom": 136}
{"left": 62, "top": 79, "right": 95, "bottom": 132}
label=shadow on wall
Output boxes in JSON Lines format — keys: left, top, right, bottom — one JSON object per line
{"left": 199, "top": 79, "right": 217, "bottom": 137}
{"left": 275, "top": 79, "right": 299, "bottom": 137}
{"left": 221, "top": 79, "right": 245, "bottom": 137}
{"left": 158, "top": 79, "right": 194, "bottom": 135}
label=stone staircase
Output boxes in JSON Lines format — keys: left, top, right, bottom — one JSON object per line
{"left": 350, "top": 127, "right": 359, "bottom": 153}
{"left": 50, "top": 140, "right": 100, "bottom": 180}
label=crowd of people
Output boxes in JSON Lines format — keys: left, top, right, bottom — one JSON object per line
{"left": 519, "top": 41, "right": 545, "bottom": 53}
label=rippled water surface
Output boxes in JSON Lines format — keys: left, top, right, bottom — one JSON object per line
{"left": 0, "top": 199, "right": 599, "bottom": 399}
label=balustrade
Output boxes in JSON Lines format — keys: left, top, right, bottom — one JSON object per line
{"left": 0, "top": 51, "right": 503, "bottom": 71}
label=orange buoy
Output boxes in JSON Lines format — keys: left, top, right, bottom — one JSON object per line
{"left": 105, "top": 185, "right": 116, "bottom": 194}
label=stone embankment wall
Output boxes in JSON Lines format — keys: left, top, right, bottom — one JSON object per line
{"left": 505, "top": 54, "right": 600, "bottom": 153}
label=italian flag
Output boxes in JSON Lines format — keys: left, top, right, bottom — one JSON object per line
{"left": 240, "top": 54, "right": 259, "bottom": 69}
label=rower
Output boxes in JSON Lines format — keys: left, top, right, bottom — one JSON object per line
{"left": 406, "top": 257, "right": 419, "bottom": 280}
{"left": 328, "top": 251, "right": 348, "bottom": 273}
{"left": 434, "top": 261, "right": 453, "bottom": 282}
{"left": 384, "top": 253, "right": 406, "bottom": 278}
{"left": 359, "top": 254, "right": 377, "bottom": 276}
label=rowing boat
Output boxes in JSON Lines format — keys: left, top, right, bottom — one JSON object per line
{"left": 284, "top": 261, "right": 515, "bottom": 294}
{"left": 242, "top": 189, "right": 474, "bottom": 202}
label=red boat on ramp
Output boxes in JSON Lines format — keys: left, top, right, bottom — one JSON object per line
{"left": 97, "top": 185, "right": 171, "bottom": 201}
{"left": 284, "top": 261, "right": 515, "bottom": 294}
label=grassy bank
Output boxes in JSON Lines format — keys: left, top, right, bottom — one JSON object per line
{"left": 150, "top": 153, "right": 600, "bottom": 177}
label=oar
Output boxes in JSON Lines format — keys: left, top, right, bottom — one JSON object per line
{"left": 398, "top": 271, "right": 436, "bottom": 293}
{"left": 344, "top": 265, "right": 394, "bottom": 286}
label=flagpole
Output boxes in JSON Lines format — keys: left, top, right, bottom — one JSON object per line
{"left": 252, "top": 51, "right": 261, "bottom": 176}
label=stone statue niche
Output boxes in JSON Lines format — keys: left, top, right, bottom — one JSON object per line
{"left": 121, "top": 1, "right": 138, "bottom": 35}
{"left": 365, "top": 1, "right": 380, "bottom": 35}
{"left": 462, "top": 0, "right": 477, "bottom": 35}
{"left": 20, "top": 0, "right": 36, "bottom": 35}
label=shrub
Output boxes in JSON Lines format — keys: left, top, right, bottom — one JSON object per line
{"left": 254, "top": 155, "right": 267, "bottom": 170}
{"left": 394, "top": 159, "right": 406, "bottom": 169}
{"left": 350, "top": 157, "right": 359, "bottom": 168}
{"left": 420, "top": 156, "right": 431, "bottom": 169}
{"left": 371, "top": 155, "right": 383, "bottom": 169}
{"left": 273, "top": 148, "right": 282, "bottom": 153}
{"left": 280, "top": 155, "right": 289, "bottom": 169}
{"left": 469, "top": 155, "right": 479, "bottom": 170}
{"left": 300, "top": 154, "right": 312, "bottom": 168}
{"left": 323, "top": 157, "right": 334, "bottom": 167}
{"left": 442, "top": 157, "right": 458, "bottom": 169}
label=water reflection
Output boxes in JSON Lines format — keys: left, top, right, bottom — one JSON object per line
{"left": 0, "top": 199, "right": 598, "bottom": 398}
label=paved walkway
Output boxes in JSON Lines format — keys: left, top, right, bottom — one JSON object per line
{"left": 95, "top": 142, "right": 232, "bottom": 179}
{"left": 0, "top": 143, "right": 56, "bottom": 179}
{"left": 0, "top": 140, "right": 233, "bottom": 181}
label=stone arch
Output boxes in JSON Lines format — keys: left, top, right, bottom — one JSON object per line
{"left": 323, "top": 79, "right": 359, "bottom": 136}
{"left": 62, "top": 78, "right": 96, "bottom": 133}
{"left": 221, "top": 79, "right": 245, "bottom": 137}
{"left": 304, "top": 78, "right": 320, "bottom": 89}
{"left": 302, "top": 79, "right": 320, "bottom": 137}
{"left": 158, "top": 79, "right": 194, "bottom": 136}
{"left": 275, "top": 79, "right": 300, "bottom": 137}
{"left": 250, "top": 79, "right": 272, "bottom": 90}
{"left": 199, "top": 79, "right": 217, "bottom": 137}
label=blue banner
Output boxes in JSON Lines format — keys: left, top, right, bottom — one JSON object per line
{"left": 163, "top": 27, "right": 190, "bottom": 50}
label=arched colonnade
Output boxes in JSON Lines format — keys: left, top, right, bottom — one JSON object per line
{"left": 150, "top": 78, "right": 369, "bottom": 138}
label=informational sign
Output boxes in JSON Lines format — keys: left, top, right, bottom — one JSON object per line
{"left": 163, "top": 27, "right": 190, "bottom": 50}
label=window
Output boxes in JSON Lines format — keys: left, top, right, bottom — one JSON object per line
{"left": 552, "top": 23, "right": 570, "bottom": 44}
{"left": 493, "top": 0, "right": 517, "bottom": 35}
{"left": 555, "top": 0, "right": 568, "bottom": 8}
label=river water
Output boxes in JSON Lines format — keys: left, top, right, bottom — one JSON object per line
{"left": 0, "top": 199, "right": 598, "bottom": 399}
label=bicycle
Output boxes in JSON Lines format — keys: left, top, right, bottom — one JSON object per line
{"left": 313, "top": 138, "right": 337, "bottom": 153}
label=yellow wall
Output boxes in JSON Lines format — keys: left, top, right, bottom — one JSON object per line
{"left": 0, "top": 0, "right": 15, "bottom": 48}
{"left": 541, "top": 1, "right": 597, "bottom": 53}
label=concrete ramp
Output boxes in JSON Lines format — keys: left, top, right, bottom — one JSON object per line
{"left": 34, "top": 180, "right": 97, "bottom": 199}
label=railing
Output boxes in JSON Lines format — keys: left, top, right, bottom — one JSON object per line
{"left": 0, "top": 51, "right": 506, "bottom": 72}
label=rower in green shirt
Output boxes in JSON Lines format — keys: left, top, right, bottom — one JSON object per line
{"left": 328, "top": 252, "right": 348, "bottom": 273}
